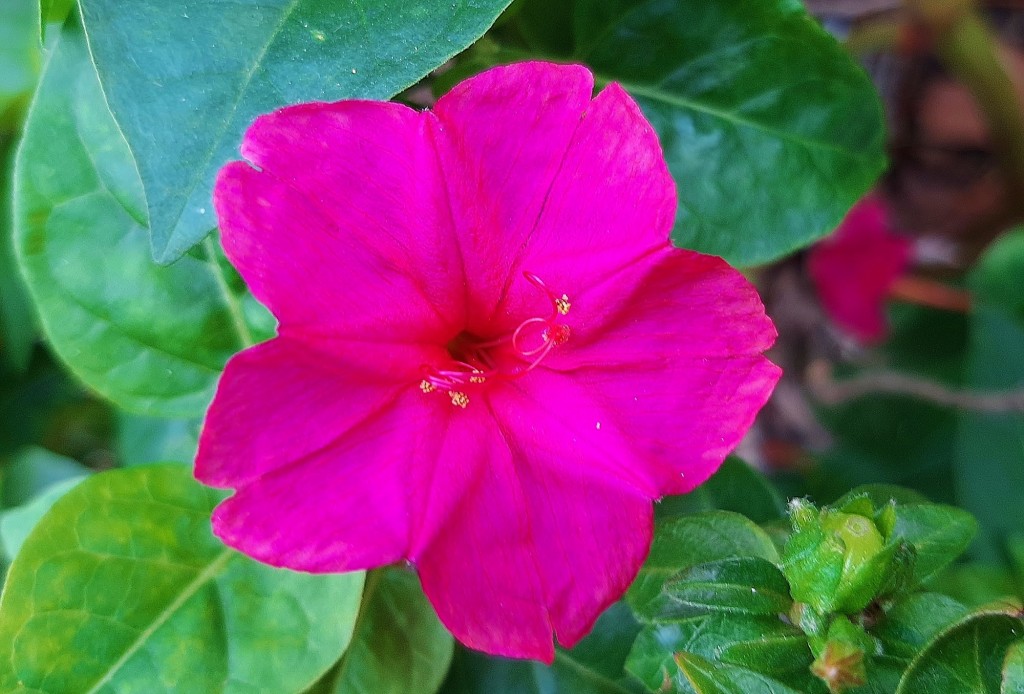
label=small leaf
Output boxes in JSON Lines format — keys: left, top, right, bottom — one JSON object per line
{"left": 878, "top": 503, "right": 978, "bottom": 584}
{"left": 14, "top": 21, "right": 255, "bottom": 417}
{"left": 673, "top": 651, "right": 806, "bottom": 694}
{"left": 325, "top": 568, "right": 454, "bottom": 694}
{"left": 663, "top": 557, "right": 791, "bottom": 617}
{"left": 874, "top": 592, "right": 968, "bottom": 660}
{"left": 79, "top": 0, "right": 515, "bottom": 262}
{"left": 896, "top": 609, "right": 1024, "bottom": 694}
{"left": 628, "top": 511, "right": 780, "bottom": 619}
{"left": 626, "top": 615, "right": 812, "bottom": 692}
{"left": 39, "top": 0, "right": 74, "bottom": 40}
{"left": 0, "top": 464, "right": 364, "bottom": 692}
{"left": 0, "top": 0, "right": 39, "bottom": 130}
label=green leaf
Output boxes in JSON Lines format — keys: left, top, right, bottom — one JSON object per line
{"left": 0, "top": 464, "right": 364, "bottom": 692}
{"left": 506, "top": 0, "right": 885, "bottom": 266}
{"left": 1, "top": 445, "right": 88, "bottom": 507}
{"left": 873, "top": 592, "right": 968, "bottom": 660}
{"left": 957, "top": 229, "right": 1024, "bottom": 561}
{"left": 79, "top": 0, "right": 514, "bottom": 263}
{"left": 324, "top": 568, "right": 454, "bottom": 694}
{"left": 663, "top": 557, "right": 791, "bottom": 617}
{"left": 626, "top": 616, "right": 812, "bottom": 692}
{"left": 439, "top": 602, "right": 644, "bottom": 694}
{"left": 878, "top": 503, "right": 978, "bottom": 584}
{"left": 0, "top": 475, "right": 82, "bottom": 561}
{"left": 13, "top": 21, "right": 254, "bottom": 417}
{"left": 672, "top": 651, "right": 805, "bottom": 694}
{"left": 627, "top": 512, "right": 780, "bottom": 619}
{"left": 1004, "top": 641, "right": 1024, "bottom": 694}
{"left": 39, "top": 0, "right": 74, "bottom": 40}
{"left": 116, "top": 412, "right": 200, "bottom": 466}
{"left": 0, "top": 0, "right": 40, "bottom": 130}
{"left": 657, "top": 457, "right": 786, "bottom": 523}
{"left": 896, "top": 610, "right": 1024, "bottom": 694}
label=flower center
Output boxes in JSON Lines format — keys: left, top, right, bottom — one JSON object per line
{"left": 419, "top": 272, "right": 571, "bottom": 408}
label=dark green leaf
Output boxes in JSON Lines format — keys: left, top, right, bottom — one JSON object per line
{"left": 896, "top": 610, "right": 1024, "bottom": 694}
{"left": 13, "top": 22, "right": 254, "bottom": 417}
{"left": 79, "top": 0, "right": 514, "bottom": 262}
{"left": 672, "top": 651, "right": 805, "bottom": 694}
{"left": 325, "top": 568, "right": 454, "bottom": 694}
{"left": 439, "top": 602, "right": 643, "bottom": 694}
{"left": 0, "top": 475, "right": 82, "bottom": 561}
{"left": 878, "top": 503, "right": 978, "bottom": 584}
{"left": 1004, "top": 640, "right": 1024, "bottom": 694}
{"left": 0, "top": 139, "right": 37, "bottom": 372}
{"left": 957, "top": 230, "right": 1024, "bottom": 561}
{"left": 626, "top": 615, "right": 812, "bottom": 692}
{"left": 628, "top": 512, "right": 779, "bottom": 619}
{"left": 663, "top": 557, "right": 791, "bottom": 617}
{"left": 873, "top": 592, "right": 968, "bottom": 660}
{"left": 507, "top": 0, "right": 885, "bottom": 266}
{"left": 0, "top": 464, "right": 364, "bottom": 692}
{"left": 657, "top": 457, "right": 786, "bottom": 523}
{"left": 1, "top": 445, "right": 88, "bottom": 507}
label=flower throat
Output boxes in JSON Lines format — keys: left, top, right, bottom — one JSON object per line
{"left": 419, "top": 273, "right": 571, "bottom": 408}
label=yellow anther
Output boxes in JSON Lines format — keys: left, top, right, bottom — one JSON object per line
{"left": 469, "top": 372, "right": 486, "bottom": 384}
{"left": 555, "top": 294, "right": 571, "bottom": 315}
{"left": 419, "top": 380, "right": 435, "bottom": 393}
{"left": 449, "top": 391, "right": 470, "bottom": 408}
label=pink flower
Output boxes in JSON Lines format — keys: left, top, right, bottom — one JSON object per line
{"left": 196, "top": 62, "right": 780, "bottom": 662}
{"left": 808, "top": 194, "right": 912, "bottom": 343}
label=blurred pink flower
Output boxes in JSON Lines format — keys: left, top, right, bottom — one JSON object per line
{"left": 197, "top": 62, "right": 780, "bottom": 661}
{"left": 808, "top": 194, "right": 912, "bottom": 343}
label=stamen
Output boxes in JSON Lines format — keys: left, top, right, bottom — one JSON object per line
{"left": 555, "top": 294, "right": 571, "bottom": 315}
{"left": 418, "top": 272, "right": 572, "bottom": 405}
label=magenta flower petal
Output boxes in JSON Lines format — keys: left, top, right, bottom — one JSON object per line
{"left": 212, "top": 389, "right": 447, "bottom": 573}
{"left": 214, "top": 103, "right": 463, "bottom": 344}
{"left": 413, "top": 395, "right": 652, "bottom": 660}
{"left": 808, "top": 194, "right": 912, "bottom": 343}
{"left": 200, "top": 61, "right": 781, "bottom": 662}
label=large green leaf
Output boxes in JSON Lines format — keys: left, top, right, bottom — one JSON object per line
{"left": 439, "top": 602, "right": 644, "bottom": 694}
{"left": 504, "top": 0, "right": 885, "bottom": 266}
{"left": 13, "top": 22, "right": 254, "bottom": 417}
{"left": 627, "top": 511, "right": 779, "bottom": 619}
{"left": 323, "top": 568, "right": 453, "bottom": 694}
{"left": 1004, "top": 641, "right": 1024, "bottom": 694}
{"left": 0, "top": 475, "right": 83, "bottom": 561}
{"left": 957, "top": 230, "right": 1024, "bottom": 560}
{"left": 670, "top": 651, "right": 805, "bottom": 694}
{"left": 78, "top": 0, "right": 514, "bottom": 263}
{"left": 115, "top": 413, "right": 200, "bottom": 466}
{"left": 0, "top": 464, "right": 363, "bottom": 692}
{"left": 896, "top": 610, "right": 1024, "bottom": 694}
